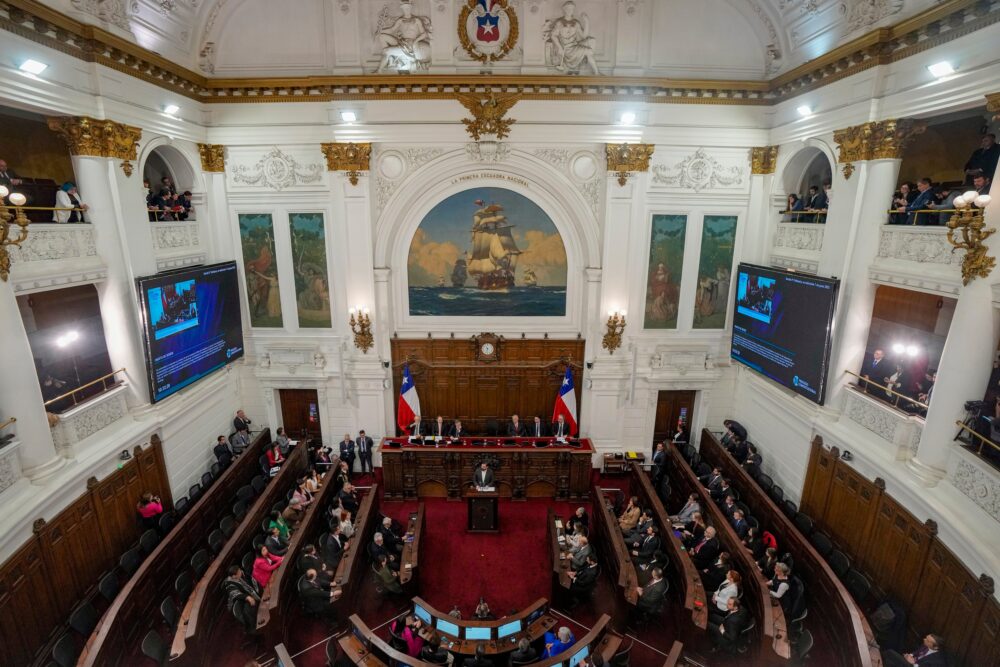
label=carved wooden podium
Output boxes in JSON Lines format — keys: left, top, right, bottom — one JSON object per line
{"left": 465, "top": 488, "right": 499, "bottom": 533}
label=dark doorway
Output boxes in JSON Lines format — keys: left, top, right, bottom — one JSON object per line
{"left": 653, "top": 390, "right": 695, "bottom": 445}
{"left": 279, "top": 389, "right": 321, "bottom": 439}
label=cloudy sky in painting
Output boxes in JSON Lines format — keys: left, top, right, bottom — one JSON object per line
{"left": 407, "top": 187, "right": 567, "bottom": 286}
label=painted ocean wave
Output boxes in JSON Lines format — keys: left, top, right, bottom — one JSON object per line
{"left": 408, "top": 286, "right": 567, "bottom": 316}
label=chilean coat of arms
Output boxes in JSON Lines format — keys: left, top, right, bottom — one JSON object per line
{"left": 458, "top": 0, "right": 518, "bottom": 63}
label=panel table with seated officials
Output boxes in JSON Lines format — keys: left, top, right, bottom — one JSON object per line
{"left": 380, "top": 416, "right": 593, "bottom": 500}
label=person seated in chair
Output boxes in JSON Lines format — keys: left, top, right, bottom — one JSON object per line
{"left": 708, "top": 597, "right": 750, "bottom": 654}
{"left": 569, "top": 506, "right": 589, "bottom": 531}
{"left": 463, "top": 643, "right": 491, "bottom": 667}
{"left": 529, "top": 415, "right": 547, "bottom": 439}
{"left": 420, "top": 634, "right": 450, "bottom": 664}
{"left": 430, "top": 415, "right": 448, "bottom": 439}
{"left": 542, "top": 627, "right": 575, "bottom": 658}
{"left": 222, "top": 565, "right": 261, "bottom": 634}
{"left": 448, "top": 419, "right": 466, "bottom": 441}
{"left": 379, "top": 516, "right": 405, "bottom": 553}
{"left": 567, "top": 553, "right": 599, "bottom": 601}
{"left": 631, "top": 525, "right": 661, "bottom": 564}
{"left": 507, "top": 414, "right": 527, "bottom": 437}
{"left": 374, "top": 553, "right": 403, "bottom": 595}
{"left": 298, "top": 544, "right": 331, "bottom": 587}
{"left": 701, "top": 551, "right": 731, "bottom": 592}
{"left": 369, "top": 532, "right": 400, "bottom": 571}
{"left": 298, "top": 568, "right": 335, "bottom": 616}
{"left": 691, "top": 527, "right": 721, "bottom": 570}
{"left": 882, "top": 633, "right": 947, "bottom": 667}
{"left": 264, "top": 526, "right": 289, "bottom": 556}
{"left": 731, "top": 509, "right": 749, "bottom": 540}
{"left": 472, "top": 462, "right": 494, "bottom": 489}
{"left": 672, "top": 493, "right": 701, "bottom": 525}
{"left": 634, "top": 567, "right": 667, "bottom": 619}
{"left": 323, "top": 523, "right": 349, "bottom": 569}
{"left": 214, "top": 435, "right": 234, "bottom": 462}
{"left": 510, "top": 637, "right": 538, "bottom": 664}
{"left": 339, "top": 482, "right": 360, "bottom": 515}
{"left": 618, "top": 495, "right": 641, "bottom": 535}
{"left": 626, "top": 509, "right": 654, "bottom": 545}
{"left": 570, "top": 535, "right": 593, "bottom": 570}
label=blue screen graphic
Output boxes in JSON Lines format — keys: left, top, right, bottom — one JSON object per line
{"left": 465, "top": 626, "right": 491, "bottom": 641}
{"left": 497, "top": 619, "right": 521, "bottom": 638}
{"left": 413, "top": 604, "right": 432, "bottom": 625}
{"left": 138, "top": 262, "right": 244, "bottom": 402}
{"left": 436, "top": 619, "right": 460, "bottom": 636}
{"left": 569, "top": 646, "right": 589, "bottom": 667}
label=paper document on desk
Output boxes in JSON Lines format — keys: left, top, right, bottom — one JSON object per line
{"left": 554, "top": 519, "right": 564, "bottom": 529}
{"left": 288, "top": 440, "right": 299, "bottom": 448}
{"left": 476, "top": 486, "right": 496, "bottom": 492}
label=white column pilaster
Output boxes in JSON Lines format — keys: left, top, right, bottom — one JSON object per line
{"left": 823, "top": 158, "right": 901, "bottom": 409}
{"left": 745, "top": 172, "right": 776, "bottom": 264}
{"left": 910, "top": 206, "right": 1000, "bottom": 485}
{"left": 72, "top": 155, "right": 152, "bottom": 407}
{"left": 0, "top": 283, "right": 65, "bottom": 481}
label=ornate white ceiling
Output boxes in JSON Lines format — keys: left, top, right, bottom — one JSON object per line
{"left": 51, "top": 0, "right": 939, "bottom": 81}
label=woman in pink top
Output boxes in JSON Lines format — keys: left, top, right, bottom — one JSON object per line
{"left": 136, "top": 492, "right": 163, "bottom": 531}
{"left": 252, "top": 545, "right": 284, "bottom": 587}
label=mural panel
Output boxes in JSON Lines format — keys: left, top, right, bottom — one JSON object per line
{"left": 238, "top": 213, "right": 283, "bottom": 328}
{"left": 693, "top": 215, "right": 737, "bottom": 329}
{"left": 407, "top": 187, "right": 567, "bottom": 316}
{"left": 643, "top": 214, "right": 687, "bottom": 329}
{"left": 289, "top": 212, "right": 332, "bottom": 328}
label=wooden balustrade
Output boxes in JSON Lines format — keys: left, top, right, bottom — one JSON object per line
{"left": 590, "top": 486, "right": 638, "bottom": 631}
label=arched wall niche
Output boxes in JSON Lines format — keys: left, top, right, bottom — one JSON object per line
{"left": 138, "top": 138, "right": 201, "bottom": 194}
{"left": 373, "top": 148, "right": 602, "bottom": 336}
{"left": 774, "top": 139, "right": 836, "bottom": 200}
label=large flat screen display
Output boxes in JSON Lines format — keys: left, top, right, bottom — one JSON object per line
{"left": 137, "top": 261, "right": 244, "bottom": 403}
{"left": 731, "top": 263, "right": 839, "bottom": 405}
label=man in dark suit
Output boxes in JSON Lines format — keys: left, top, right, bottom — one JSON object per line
{"left": 625, "top": 510, "right": 654, "bottom": 544}
{"left": 691, "top": 527, "right": 721, "bottom": 569}
{"left": 711, "top": 479, "right": 732, "bottom": 504}
{"left": 368, "top": 532, "right": 399, "bottom": 571}
{"left": 964, "top": 133, "right": 999, "bottom": 185}
{"left": 860, "top": 348, "right": 887, "bottom": 393}
{"left": 730, "top": 437, "right": 748, "bottom": 464}
{"left": 709, "top": 597, "right": 750, "bottom": 653}
{"left": 743, "top": 445, "right": 762, "bottom": 477}
{"left": 339, "top": 483, "right": 360, "bottom": 515}
{"left": 448, "top": 419, "right": 466, "bottom": 441}
{"left": 702, "top": 466, "right": 724, "bottom": 491}
{"left": 297, "top": 544, "right": 331, "bottom": 587}
{"left": 233, "top": 409, "right": 252, "bottom": 435}
{"left": 430, "top": 415, "right": 448, "bottom": 439}
{"left": 463, "top": 644, "right": 491, "bottom": 667}
{"left": 265, "top": 526, "right": 289, "bottom": 556}
{"left": 409, "top": 415, "right": 426, "bottom": 437}
{"left": 298, "top": 569, "right": 335, "bottom": 616}
{"left": 630, "top": 525, "right": 661, "bottom": 564}
{"left": 510, "top": 638, "right": 538, "bottom": 664}
{"left": 896, "top": 178, "right": 937, "bottom": 225}
{"left": 473, "top": 462, "right": 494, "bottom": 488}
{"left": 552, "top": 414, "right": 569, "bottom": 438}
{"left": 882, "top": 634, "right": 947, "bottom": 667}
{"left": 806, "top": 185, "right": 827, "bottom": 211}
{"left": 0, "top": 159, "right": 21, "bottom": 189}
{"left": 378, "top": 517, "right": 404, "bottom": 553}
{"left": 356, "top": 430, "right": 374, "bottom": 474}
{"left": 651, "top": 441, "right": 667, "bottom": 485}
{"left": 338, "top": 433, "right": 356, "bottom": 472}
{"left": 530, "top": 416, "right": 546, "bottom": 438}
{"left": 731, "top": 509, "right": 749, "bottom": 540}
{"left": 568, "top": 553, "right": 599, "bottom": 600}
{"left": 508, "top": 414, "right": 527, "bottom": 437}
{"left": 323, "top": 524, "right": 348, "bottom": 569}
{"left": 213, "top": 435, "right": 234, "bottom": 463}
{"left": 635, "top": 567, "right": 667, "bottom": 615}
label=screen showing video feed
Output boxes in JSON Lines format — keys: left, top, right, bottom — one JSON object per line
{"left": 731, "top": 263, "right": 840, "bottom": 405}
{"left": 137, "top": 261, "right": 244, "bottom": 403}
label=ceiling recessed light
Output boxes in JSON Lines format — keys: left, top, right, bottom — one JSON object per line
{"left": 927, "top": 61, "right": 955, "bottom": 78}
{"left": 797, "top": 105, "right": 813, "bottom": 117}
{"left": 163, "top": 104, "right": 180, "bottom": 115}
{"left": 619, "top": 111, "right": 636, "bottom": 125}
{"left": 340, "top": 110, "right": 357, "bottom": 123}
{"left": 19, "top": 59, "right": 48, "bottom": 75}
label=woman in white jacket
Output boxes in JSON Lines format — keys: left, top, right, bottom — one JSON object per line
{"left": 53, "top": 182, "right": 88, "bottom": 223}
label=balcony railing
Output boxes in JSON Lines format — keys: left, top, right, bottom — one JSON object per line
{"left": 884, "top": 208, "right": 958, "bottom": 226}
{"left": 840, "top": 373, "right": 925, "bottom": 461}
{"left": 955, "top": 420, "right": 1000, "bottom": 472}
{"left": 770, "top": 221, "right": 824, "bottom": 273}
{"left": 44, "top": 368, "right": 127, "bottom": 412}
{"left": 777, "top": 209, "right": 826, "bottom": 223}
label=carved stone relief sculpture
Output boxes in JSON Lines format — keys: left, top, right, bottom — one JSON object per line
{"left": 846, "top": 0, "right": 904, "bottom": 32}
{"left": 71, "top": 0, "right": 131, "bottom": 31}
{"left": 231, "top": 148, "right": 323, "bottom": 190}
{"left": 651, "top": 148, "right": 745, "bottom": 192}
{"left": 374, "top": 1, "right": 433, "bottom": 73}
{"left": 542, "top": 1, "right": 600, "bottom": 75}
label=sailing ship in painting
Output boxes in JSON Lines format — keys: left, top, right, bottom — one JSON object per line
{"left": 451, "top": 258, "right": 468, "bottom": 287}
{"left": 522, "top": 266, "right": 537, "bottom": 287}
{"left": 468, "top": 200, "right": 522, "bottom": 290}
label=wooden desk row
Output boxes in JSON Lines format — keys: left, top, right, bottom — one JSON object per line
{"left": 698, "top": 430, "right": 881, "bottom": 667}
{"left": 628, "top": 462, "right": 709, "bottom": 630}
{"left": 590, "top": 486, "right": 638, "bottom": 630}
{"left": 169, "top": 440, "right": 309, "bottom": 665}
{"left": 329, "top": 485, "right": 380, "bottom": 608}
{"left": 548, "top": 509, "right": 574, "bottom": 593}
{"left": 398, "top": 503, "right": 425, "bottom": 589}
{"left": 664, "top": 443, "right": 792, "bottom": 660}
{"left": 78, "top": 429, "right": 272, "bottom": 667}
{"left": 379, "top": 438, "right": 593, "bottom": 500}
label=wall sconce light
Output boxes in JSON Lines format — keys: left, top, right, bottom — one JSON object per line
{"left": 946, "top": 191, "right": 995, "bottom": 285}
{"left": 602, "top": 309, "right": 627, "bottom": 355}
{"left": 349, "top": 305, "right": 374, "bottom": 353}
{"left": 0, "top": 185, "right": 30, "bottom": 282}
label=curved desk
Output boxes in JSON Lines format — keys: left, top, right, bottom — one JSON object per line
{"left": 379, "top": 437, "right": 593, "bottom": 500}
{"left": 519, "top": 614, "right": 619, "bottom": 667}
{"left": 411, "top": 596, "right": 555, "bottom": 655}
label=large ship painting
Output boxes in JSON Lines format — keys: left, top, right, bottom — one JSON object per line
{"left": 451, "top": 258, "right": 468, "bottom": 287}
{"left": 467, "top": 200, "right": 522, "bottom": 290}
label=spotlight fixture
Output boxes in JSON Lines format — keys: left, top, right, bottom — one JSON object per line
{"left": 927, "top": 61, "right": 955, "bottom": 78}
{"left": 340, "top": 110, "right": 358, "bottom": 123}
{"left": 906, "top": 345, "right": 919, "bottom": 357}
{"left": 619, "top": 111, "right": 636, "bottom": 125}
{"left": 796, "top": 105, "right": 813, "bottom": 118}
{"left": 892, "top": 342, "right": 905, "bottom": 354}
{"left": 162, "top": 104, "right": 180, "bottom": 116}
{"left": 19, "top": 59, "right": 48, "bottom": 75}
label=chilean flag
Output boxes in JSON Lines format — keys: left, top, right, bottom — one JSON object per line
{"left": 552, "top": 367, "right": 578, "bottom": 436}
{"left": 397, "top": 363, "right": 421, "bottom": 434}
{"left": 476, "top": 0, "right": 500, "bottom": 42}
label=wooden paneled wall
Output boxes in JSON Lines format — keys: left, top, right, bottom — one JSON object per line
{"left": 0, "top": 437, "right": 171, "bottom": 666}
{"left": 801, "top": 437, "right": 999, "bottom": 667}
{"left": 390, "top": 337, "right": 585, "bottom": 434}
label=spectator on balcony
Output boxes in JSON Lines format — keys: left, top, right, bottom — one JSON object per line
{"left": 928, "top": 186, "right": 958, "bottom": 225}
{"left": 0, "top": 159, "right": 22, "bottom": 188}
{"left": 890, "top": 182, "right": 916, "bottom": 224}
{"left": 161, "top": 175, "right": 177, "bottom": 195}
{"left": 894, "top": 178, "right": 936, "bottom": 225}
{"left": 805, "top": 185, "right": 827, "bottom": 220}
{"left": 53, "top": 182, "right": 89, "bottom": 223}
{"left": 178, "top": 190, "right": 193, "bottom": 219}
{"left": 964, "top": 133, "right": 999, "bottom": 185}
{"left": 972, "top": 171, "right": 992, "bottom": 197}
{"left": 785, "top": 193, "right": 805, "bottom": 222}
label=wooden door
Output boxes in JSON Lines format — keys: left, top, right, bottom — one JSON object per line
{"left": 279, "top": 389, "right": 321, "bottom": 439}
{"left": 653, "top": 390, "right": 695, "bottom": 444}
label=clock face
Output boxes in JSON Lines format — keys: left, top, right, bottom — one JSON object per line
{"left": 481, "top": 342, "right": 495, "bottom": 356}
